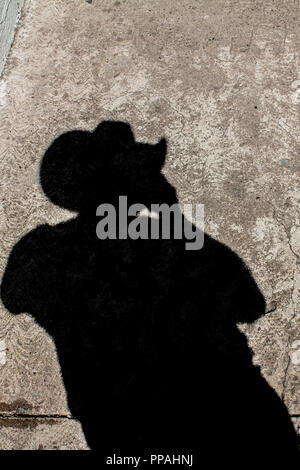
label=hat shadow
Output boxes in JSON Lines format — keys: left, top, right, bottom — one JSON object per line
{"left": 40, "top": 121, "right": 172, "bottom": 214}
{"left": 1, "top": 121, "right": 299, "bottom": 459}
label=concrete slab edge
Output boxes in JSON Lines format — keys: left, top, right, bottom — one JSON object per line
{"left": 0, "top": 0, "right": 24, "bottom": 79}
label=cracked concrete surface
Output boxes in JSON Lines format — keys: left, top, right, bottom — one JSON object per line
{"left": 0, "top": 0, "right": 300, "bottom": 449}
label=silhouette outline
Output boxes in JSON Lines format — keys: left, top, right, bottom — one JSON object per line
{"left": 1, "top": 121, "right": 299, "bottom": 460}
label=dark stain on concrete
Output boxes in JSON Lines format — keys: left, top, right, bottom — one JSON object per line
{"left": 0, "top": 417, "right": 59, "bottom": 429}
{"left": 0, "top": 399, "right": 33, "bottom": 413}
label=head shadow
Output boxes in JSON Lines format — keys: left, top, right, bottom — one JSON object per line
{"left": 40, "top": 121, "right": 176, "bottom": 215}
{"left": 1, "top": 120, "right": 298, "bottom": 457}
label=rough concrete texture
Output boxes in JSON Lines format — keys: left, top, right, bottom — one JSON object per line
{"left": 0, "top": 0, "right": 300, "bottom": 449}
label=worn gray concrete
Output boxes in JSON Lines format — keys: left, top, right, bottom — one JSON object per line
{"left": 0, "top": 0, "right": 300, "bottom": 449}
{"left": 0, "top": 0, "right": 24, "bottom": 78}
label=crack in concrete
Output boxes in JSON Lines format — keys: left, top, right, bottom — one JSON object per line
{"left": 0, "top": 413, "right": 74, "bottom": 420}
{"left": 266, "top": 199, "right": 298, "bottom": 402}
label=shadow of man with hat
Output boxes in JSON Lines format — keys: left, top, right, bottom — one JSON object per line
{"left": 1, "top": 121, "right": 299, "bottom": 460}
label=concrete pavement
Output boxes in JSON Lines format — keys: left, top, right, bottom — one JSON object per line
{"left": 0, "top": 0, "right": 300, "bottom": 449}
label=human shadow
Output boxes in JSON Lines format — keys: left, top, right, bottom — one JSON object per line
{"left": 1, "top": 121, "right": 299, "bottom": 459}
